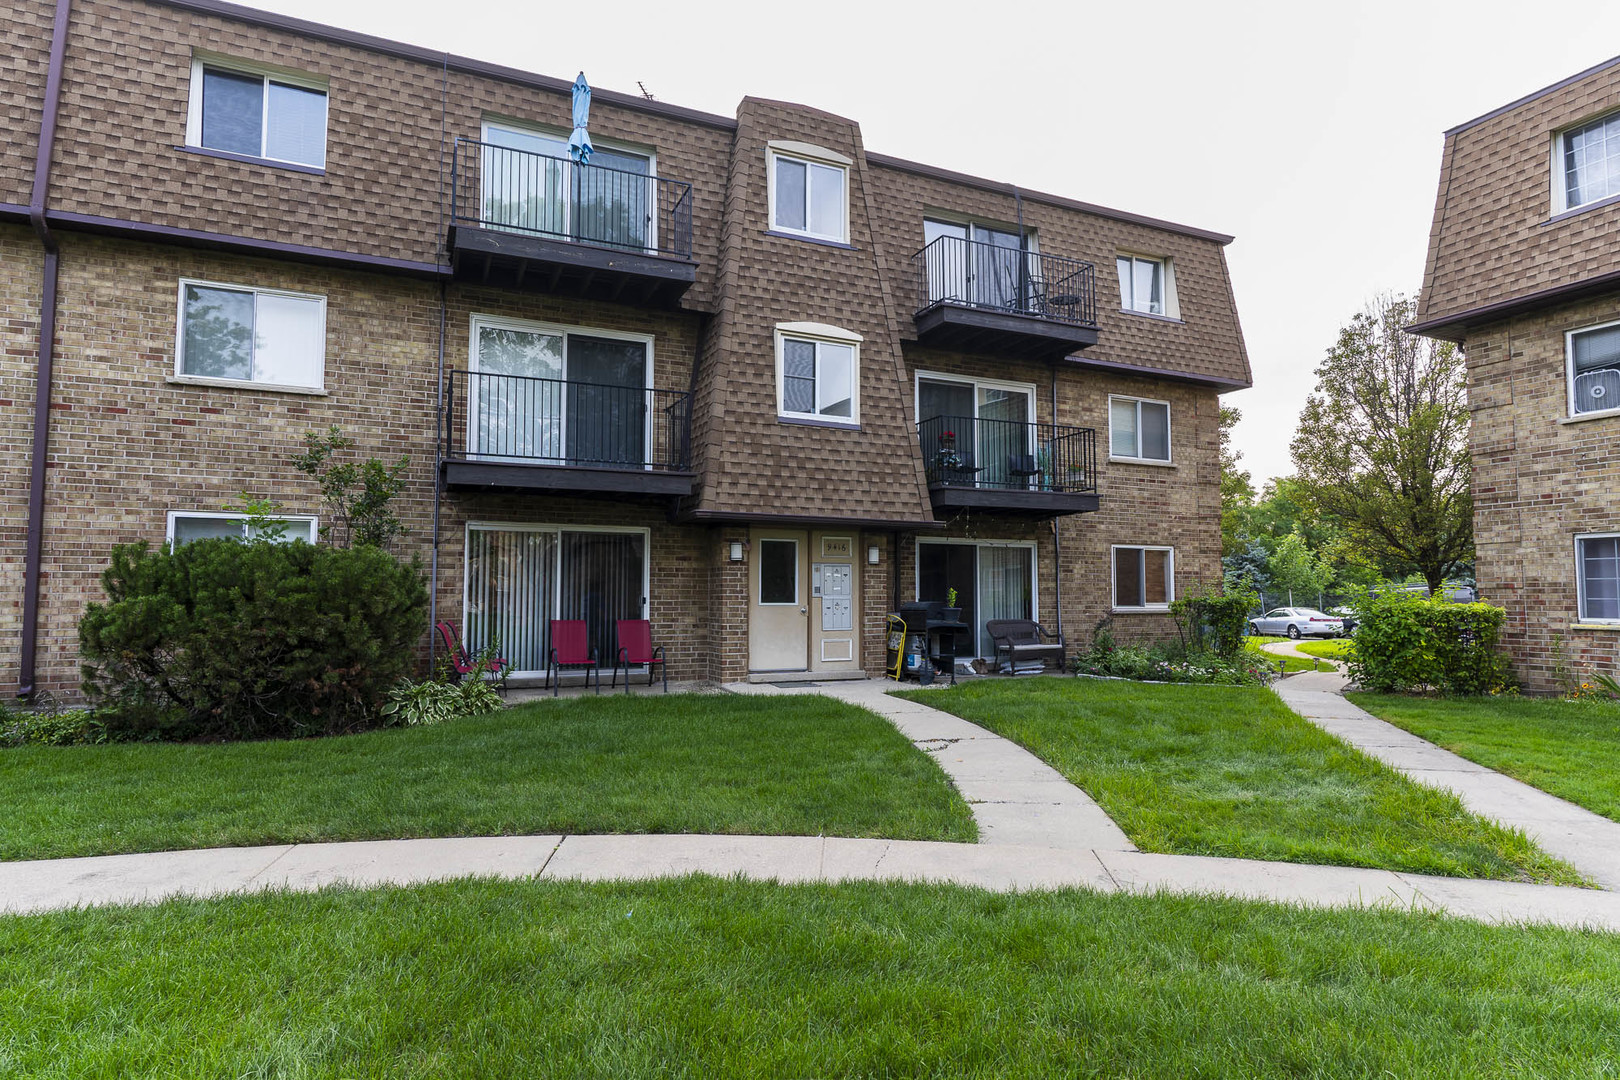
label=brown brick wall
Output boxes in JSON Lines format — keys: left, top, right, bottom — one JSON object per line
{"left": 1461, "top": 295, "right": 1620, "bottom": 691}
{"left": 1418, "top": 61, "right": 1620, "bottom": 326}
{"left": 0, "top": 226, "right": 45, "bottom": 676}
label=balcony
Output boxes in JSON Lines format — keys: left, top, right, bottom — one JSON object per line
{"left": 911, "top": 236, "right": 1099, "bottom": 360}
{"left": 439, "top": 370, "right": 695, "bottom": 496}
{"left": 448, "top": 137, "right": 696, "bottom": 307}
{"left": 918, "top": 414, "right": 1099, "bottom": 517}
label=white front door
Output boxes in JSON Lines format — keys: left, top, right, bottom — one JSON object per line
{"left": 749, "top": 530, "right": 808, "bottom": 672}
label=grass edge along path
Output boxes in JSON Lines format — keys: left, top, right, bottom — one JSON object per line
{"left": 4, "top": 876, "right": 1620, "bottom": 1077}
{"left": 0, "top": 693, "right": 976, "bottom": 862}
{"left": 899, "top": 677, "right": 1583, "bottom": 885}
{"left": 1351, "top": 691, "right": 1620, "bottom": 825}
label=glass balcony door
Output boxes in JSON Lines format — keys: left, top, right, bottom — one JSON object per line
{"left": 481, "top": 123, "right": 651, "bottom": 252}
{"left": 917, "top": 541, "right": 1035, "bottom": 659}
{"left": 470, "top": 319, "right": 650, "bottom": 469}
{"left": 917, "top": 376, "right": 1034, "bottom": 489}
{"left": 922, "top": 220, "right": 1032, "bottom": 311}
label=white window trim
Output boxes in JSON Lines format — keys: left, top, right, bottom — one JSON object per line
{"left": 1108, "top": 394, "right": 1173, "bottom": 464}
{"left": 185, "top": 52, "right": 329, "bottom": 167}
{"left": 1575, "top": 532, "right": 1620, "bottom": 625}
{"left": 175, "top": 278, "right": 328, "bottom": 391}
{"left": 922, "top": 213, "right": 1041, "bottom": 254}
{"left": 1551, "top": 111, "right": 1620, "bottom": 216}
{"left": 1565, "top": 317, "right": 1620, "bottom": 419}
{"left": 774, "top": 324, "right": 861, "bottom": 426}
{"left": 767, "top": 148, "right": 850, "bottom": 243}
{"left": 1111, "top": 544, "right": 1175, "bottom": 613}
{"left": 914, "top": 370, "right": 1038, "bottom": 424}
{"left": 1116, "top": 252, "right": 1179, "bottom": 319}
{"left": 757, "top": 538, "right": 801, "bottom": 607}
{"left": 166, "top": 510, "right": 318, "bottom": 544}
{"left": 461, "top": 521, "right": 653, "bottom": 677}
{"left": 914, "top": 537, "right": 1041, "bottom": 659}
{"left": 481, "top": 117, "right": 659, "bottom": 174}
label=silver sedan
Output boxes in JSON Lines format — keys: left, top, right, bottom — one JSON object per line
{"left": 1249, "top": 607, "right": 1345, "bottom": 639}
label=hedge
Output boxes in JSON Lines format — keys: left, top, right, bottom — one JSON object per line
{"left": 1345, "top": 590, "right": 1509, "bottom": 695}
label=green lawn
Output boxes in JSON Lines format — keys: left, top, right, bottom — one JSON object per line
{"left": 1352, "top": 693, "right": 1620, "bottom": 823}
{"left": 899, "top": 678, "right": 1579, "bottom": 884}
{"left": 4, "top": 877, "right": 1620, "bottom": 1077}
{"left": 1243, "top": 638, "right": 1320, "bottom": 672}
{"left": 0, "top": 695, "right": 975, "bottom": 861}
{"left": 1298, "top": 638, "right": 1354, "bottom": 662}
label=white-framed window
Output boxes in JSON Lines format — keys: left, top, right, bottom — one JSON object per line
{"left": 167, "top": 510, "right": 317, "bottom": 546}
{"left": 1567, "top": 319, "right": 1620, "bottom": 418}
{"left": 1112, "top": 545, "right": 1174, "bottom": 612}
{"left": 176, "top": 279, "right": 326, "bottom": 390}
{"left": 774, "top": 322, "right": 861, "bottom": 425}
{"left": 1577, "top": 533, "right": 1620, "bottom": 623}
{"left": 464, "top": 522, "right": 650, "bottom": 676}
{"left": 1117, "top": 254, "right": 1179, "bottom": 317}
{"left": 185, "top": 54, "right": 328, "bottom": 168}
{"left": 769, "top": 146, "right": 849, "bottom": 243}
{"left": 1556, "top": 110, "right": 1620, "bottom": 214}
{"left": 1109, "top": 395, "right": 1172, "bottom": 462}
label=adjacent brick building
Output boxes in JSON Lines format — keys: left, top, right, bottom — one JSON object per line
{"left": 1413, "top": 56, "right": 1620, "bottom": 690}
{"left": 3, "top": 0, "right": 1251, "bottom": 696}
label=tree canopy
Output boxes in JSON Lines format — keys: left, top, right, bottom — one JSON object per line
{"left": 1290, "top": 294, "right": 1472, "bottom": 593}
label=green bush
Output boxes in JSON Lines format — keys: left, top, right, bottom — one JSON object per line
{"left": 1347, "top": 590, "right": 1509, "bottom": 695}
{"left": 1170, "top": 581, "right": 1258, "bottom": 660}
{"left": 0, "top": 706, "right": 109, "bottom": 747}
{"left": 1072, "top": 623, "right": 1275, "bottom": 686}
{"left": 79, "top": 539, "right": 428, "bottom": 740}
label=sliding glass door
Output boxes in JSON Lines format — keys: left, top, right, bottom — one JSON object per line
{"left": 481, "top": 123, "right": 651, "bottom": 251}
{"left": 921, "top": 219, "right": 1031, "bottom": 311}
{"left": 917, "top": 541, "right": 1036, "bottom": 658}
{"left": 469, "top": 318, "right": 651, "bottom": 468}
{"left": 465, "top": 525, "right": 648, "bottom": 676}
{"left": 917, "top": 375, "right": 1034, "bottom": 489}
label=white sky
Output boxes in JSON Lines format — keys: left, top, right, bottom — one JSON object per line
{"left": 250, "top": 0, "right": 1620, "bottom": 484}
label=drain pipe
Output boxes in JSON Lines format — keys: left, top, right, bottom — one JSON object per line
{"left": 1050, "top": 363, "right": 1063, "bottom": 645}
{"left": 19, "top": 0, "right": 72, "bottom": 700}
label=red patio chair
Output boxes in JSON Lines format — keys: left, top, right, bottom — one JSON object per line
{"left": 612, "top": 618, "right": 668, "bottom": 694}
{"left": 435, "top": 621, "right": 508, "bottom": 692}
{"left": 547, "top": 619, "right": 600, "bottom": 696}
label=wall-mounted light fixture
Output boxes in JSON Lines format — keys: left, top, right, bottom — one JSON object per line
{"left": 867, "top": 544, "right": 881, "bottom": 565}
{"left": 729, "top": 541, "right": 745, "bottom": 562}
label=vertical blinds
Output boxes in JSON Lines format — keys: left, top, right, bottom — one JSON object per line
{"left": 465, "top": 527, "right": 645, "bottom": 674}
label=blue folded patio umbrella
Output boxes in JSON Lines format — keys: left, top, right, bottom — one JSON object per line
{"left": 567, "top": 72, "right": 593, "bottom": 165}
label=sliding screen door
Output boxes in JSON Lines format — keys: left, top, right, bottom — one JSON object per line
{"left": 978, "top": 546, "right": 1034, "bottom": 657}
{"left": 465, "top": 527, "right": 558, "bottom": 674}
{"left": 482, "top": 125, "right": 570, "bottom": 236}
{"left": 559, "top": 531, "right": 647, "bottom": 666}
{"left": 566, "top": 335, "right": 648, "bottom": 467}
{"left": 574, "top": 145, "right": 651, "bottom": 251}
{"left": 975, "top": 386, "right": 1032, "bottom": 488}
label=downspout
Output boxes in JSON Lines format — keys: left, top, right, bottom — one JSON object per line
{"left": 1050, "top": 362, "right": 1063, "bottom": 646}
{"left": 19, "top": 0, "right": 72, "bottom": 700}
{"left": 429, "top": 280, "right": 446, "bottom": 667}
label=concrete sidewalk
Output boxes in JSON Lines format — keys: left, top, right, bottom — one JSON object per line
{"left": 1274, "top": 670, "right": 1620, "bottom": 890}
{"left": 6, "top": 675, "right": 1620, "bottom": 932}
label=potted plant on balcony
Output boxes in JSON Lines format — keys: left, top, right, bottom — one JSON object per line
{"left": 940, "top": 586, "right": 962, "bottom": 625}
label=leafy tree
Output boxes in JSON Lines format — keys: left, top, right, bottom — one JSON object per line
{"left": 293, "top": 426, "right": 411, "bottom": 551}
{"left": 1218, "top": 405, "right": 1255, "bottom": 556}
{"left": 1222, "top": 539, "right": 1271, "bottom": 596}
{"left": 1290, "top": 294, "right": 1472, "bottom": 593}
{"left": 1268, "top": 531, "right": 1335, "bottom": 607}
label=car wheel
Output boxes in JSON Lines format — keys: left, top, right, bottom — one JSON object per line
{"left": 1286, "top": 625, "right": 1301, "bottom": 640}
{"left": 1249, "top": 622, "right": 1260, "bottom": 635}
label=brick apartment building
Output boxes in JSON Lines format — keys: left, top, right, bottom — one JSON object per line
{"left": 2, "top": 0, "right": 1250, "bottom": 696}
{"left": 1413, "top": 57, "right": 1620, "bottom": 691}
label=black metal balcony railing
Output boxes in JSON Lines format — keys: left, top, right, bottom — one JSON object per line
{"left": 917, "top": 414, "right": 1097, "bottom": 493}
{"left": 912, "top": 235, "right": 1097, "bottom": 327}
{"left": 451, "top": 137, "right": 694, "bottom": 259}
{"left": 440, "top": 370, "right": 693, "bottom": 472}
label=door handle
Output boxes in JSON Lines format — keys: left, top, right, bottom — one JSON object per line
{"left": 800, "top": 607, "right": 808, "bottom": 615}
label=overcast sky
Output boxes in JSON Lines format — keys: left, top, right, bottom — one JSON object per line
{"left": 252, "top": 0, "right": 1620, "bottom": 484}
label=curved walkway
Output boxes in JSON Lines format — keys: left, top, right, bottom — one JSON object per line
{"left": 6, "top": 678, "right": 1620, "bottom": 932}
